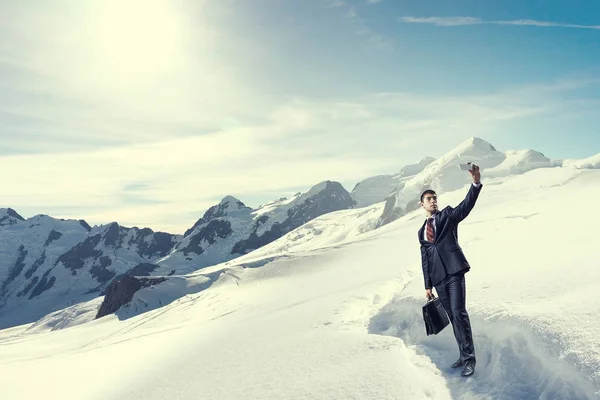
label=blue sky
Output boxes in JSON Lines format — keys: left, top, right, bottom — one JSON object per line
{"left": 0, "top": 0, "right": 599, "bottom": 232}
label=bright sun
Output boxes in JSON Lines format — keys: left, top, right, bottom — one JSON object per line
{"left": 89, "top": 0, "right": 186, "bottom": 85}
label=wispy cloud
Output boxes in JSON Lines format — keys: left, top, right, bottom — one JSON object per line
{"left": 339, "top": 6, "right": 394, "bottom": 50}
{"left": 400, "top": 16, "right": 600, "bottom": 30}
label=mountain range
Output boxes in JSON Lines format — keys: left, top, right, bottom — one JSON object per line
{"left": 1, "top": 136, "right": 598, "bottom": 329}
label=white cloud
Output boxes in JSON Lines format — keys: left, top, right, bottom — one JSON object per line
{"left": 400, "top": 16, "right": 600, "bottom": 30}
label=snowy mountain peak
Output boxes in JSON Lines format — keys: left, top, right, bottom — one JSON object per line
{"left": 379, "top": 138, "right": 507, "bottom": 224}
{"left": 417, "top": 156, "right": 436, "bottom": 165}
{"left": 307, "top": 180, "right": 331, "bottom": 194}
{"left": 184, "top": 196, "right": 251, "bottom": 238}
{"left": 0, "top": 208, "right": 25, "bottom": 226}
{"left": 424, "top": 136, "right": 505, "bottom": 172}
{"left": 219, "top": 195, "right": 246, "bottom": 210}
{"left": 458, "top": 136, "right": 498, "bottom": 152}
{"left": 296, "top": 181, "right": 345, "bottom": 203}
{"left": 154, "top": 180, "right": 356, "bottom": 274}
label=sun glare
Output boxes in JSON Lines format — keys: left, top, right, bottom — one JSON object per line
{"left": 90, "top": 0, "right": 186, "bottom": 85}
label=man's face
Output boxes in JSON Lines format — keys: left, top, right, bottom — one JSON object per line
{"left": 421, "top": 193, "right": 438, "bottom": 213}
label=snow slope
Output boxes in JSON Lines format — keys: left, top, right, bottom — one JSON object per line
{"left": 560, "top": 153, "right": 600, "bottom": 169}
{"left": 1, "top": 165, "right": 599, "bottom": 399}
{"left": 351, "top": 156, "right": 436, "bottom": 207}
{"left": 484, "top": 149, "right": 558, "bottom": 178}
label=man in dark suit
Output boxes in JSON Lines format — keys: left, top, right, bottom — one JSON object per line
{"left": 418, "top": 163, "right": 482, "bottom": 377}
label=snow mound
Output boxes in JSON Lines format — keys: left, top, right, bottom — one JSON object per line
{"left": 485, "top": 149, "right": 558, "bottom": 178}
{"left": 560, "top": 152, "right": 600, "bottom": 169}
{"left": 351, "top": 157, "right": 435, "bottom": 208}
{"left": 370, "top": 296, "right": 598, "bottom": 399}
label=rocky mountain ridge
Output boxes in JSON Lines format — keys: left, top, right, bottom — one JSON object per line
{"left": 0, "top": 180, "right": 356, "bottom": 328}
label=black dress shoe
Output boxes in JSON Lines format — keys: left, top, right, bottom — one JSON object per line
{"left": 451, "top": 359, "right": 464, "bottom": 368}
{"left": 461, "top": 362, "right": 475, "bottom": 377}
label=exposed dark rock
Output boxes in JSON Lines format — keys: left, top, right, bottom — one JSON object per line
{"left": 17, "top": 276, "right": 39, "bottom": 298}
{"left": 99, "top": 263, "right": 161, "bottom": 296}
{"left": 232, "top": 181, "right": 355, "bottom": 255}
{"left": 0, "top": 208, "right": 25, "bottom": 226}
{"left": 7, "top": 208, "right": 25, "bottom": 220}
{"left": 0, "top": 245, "right": 28, "bottom": 295}
{"left": 25, "top": 252, "right": 46, "bottom": 279}
{"left": 379, "top": 196, "right": 405, "bottom": 227}
{"left": 56, "top": 234, "right": 103, "bottom": 271}
{"left": 104, "top": 222, "right": 121, "bottom": 246}
{"left": 132, "top": 229, "right": 176, "bottom": 258}
{"left": 283, "top": 181, "right": 355, "bottom": 227}
{"left": 99, "top": 224, "right": 177, "bottom": 258}
{"left": 29, "top": 270, "right": 56, "bottom": 299}
{"left": 44, "top": 230, "right": 63, "bottom": 246}
{"left": 79, "top": 220, "right": 92, "bottom": 231}
{"left": 184, "top": 196, "right": 249, "bottom": 237}
{"left": 90, "top": 256, "right": 115, "bottom": 283}
{"left": 96, "top": 275, "right": 167, "bottom": 319}
{"left": 232, "top": 222, "right": 282, "bottom": 254}
{"left": 404, "top": 196, "right": 422, "bottom": 214}
{"left": 181, "top": 219, "right": 232, "bottom": 256}
{"left": 125, "top": 262, "right": 160, "bottom": 277}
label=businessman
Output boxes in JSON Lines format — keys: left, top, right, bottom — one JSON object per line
{"left": 418, "top": 164, "right": 482, "bottom": 377}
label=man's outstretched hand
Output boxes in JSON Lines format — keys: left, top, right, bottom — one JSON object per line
{"left": 469, "top": 163, "right": 481, "bottom": 184}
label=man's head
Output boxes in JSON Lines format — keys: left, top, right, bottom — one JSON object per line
{"left": 420, "top": 189, "right": 438, "bottom": 215}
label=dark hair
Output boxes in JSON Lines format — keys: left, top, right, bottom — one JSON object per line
{"left": 420, "top": 189, "right": 436, "bottom": 202}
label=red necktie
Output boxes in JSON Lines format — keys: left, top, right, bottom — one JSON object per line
{"left": 426, "top": 218, "right": 435, "bottom": 242}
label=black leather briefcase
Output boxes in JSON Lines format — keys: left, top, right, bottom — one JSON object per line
{"left": 422, "top": 296, "right": 450, "bottom": 335}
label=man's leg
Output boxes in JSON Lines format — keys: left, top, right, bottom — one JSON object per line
{"left": 446, "top": 272, "right": 476, "bottom": 365}
{"left": 434, "top": 279, "right": 462, "bottom": 363}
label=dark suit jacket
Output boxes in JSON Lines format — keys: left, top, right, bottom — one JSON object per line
{"left": 418, "top": 183, "right": 483, "bottom": 288}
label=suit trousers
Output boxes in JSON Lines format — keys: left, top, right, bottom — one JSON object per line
{"left": 435, "top": 272, "right": 476, "bottom": 364}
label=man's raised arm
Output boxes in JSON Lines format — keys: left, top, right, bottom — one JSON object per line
{"left": 450, "top": 164, "right": 483, "bottom": 223}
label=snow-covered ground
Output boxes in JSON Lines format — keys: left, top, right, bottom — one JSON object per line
{"left": 1, "top": 165, "right": 599, "bottom": 399}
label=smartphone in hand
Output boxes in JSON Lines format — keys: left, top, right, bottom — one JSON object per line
{"left": 459, "top": 162, "right": 472, "bottom": 171}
